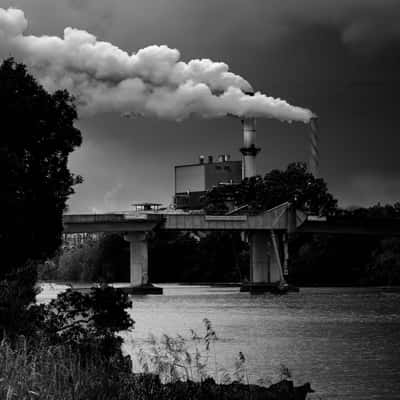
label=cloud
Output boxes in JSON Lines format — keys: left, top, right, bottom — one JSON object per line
{"left": 283, "top": 0, "right": 400, "bottom": 49}
{"left": 0, "top": 6, "right": 314, "bottom": 122}
{"left": 93, "top": 0, "right": 400, "bottom": 50}
{"left": 4, "top": 0, "right": 399, "bottom": 53}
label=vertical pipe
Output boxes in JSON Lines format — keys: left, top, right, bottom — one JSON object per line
{"left": 243, "top": 117, "right": 256, "bottom": 148}
{"left": 309, "top": 117, "right": 319, "bottom": 178}
{"left": 283, "top": 233, "right": 289, "bottom": 276}
{"left": 270, "top": 230, "right": 285, "bottom": 283}
{"left": 240, "top": 117, "right": 260, "bottom": 179}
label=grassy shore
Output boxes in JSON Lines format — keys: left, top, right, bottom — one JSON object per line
{"left": 0, "top": 338, "right": 133, "bottom": 400}
{"left": 0, "top": 335, "right": 314, "bottom": 400}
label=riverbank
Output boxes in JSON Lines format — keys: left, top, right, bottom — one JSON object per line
{"left": 0, "top": 335, "right": 314, "bottom": 400}
{"left": 132, "top": 374, "right": 314, "bottom": 400}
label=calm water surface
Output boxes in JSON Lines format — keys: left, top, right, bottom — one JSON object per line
{"left": 39, "top": 285, "right": 400, "bottom": 399}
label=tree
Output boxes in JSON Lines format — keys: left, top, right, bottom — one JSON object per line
{"left": 366, "top": 238, "right": 400, "bottom": 285}
{"left": 0, "top": 58, "right": 82, "bottom": 275}
{"left": 45, "top": 234, "right": 130, "bottom": 283}
{"left": 0, "top": 58, "right": 81, "bottom": 336}
{"left": 149, "top": 231, "right": 248, "bottom": 283}
{"left": 337, "top": 202, "right": 400, "bottom": 219}
{"left": 288, "top": 233, "right": 378, "bottom": 286}
{"left": 205, "top": 162, "right": 337, "bottom": 215}
{"left": 258, "top": 162, "right": 337, "bottom": 214}
{"left": 149, "top": 232, "right": 201, "bottom": 282}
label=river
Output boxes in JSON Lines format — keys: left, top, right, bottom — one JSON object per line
{"left": 38, "top": 285, "right": 400, "bottom": 399}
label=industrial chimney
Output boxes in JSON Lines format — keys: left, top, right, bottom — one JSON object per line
{"left": 309, "top": 117, "right": 319, "bottom": 177}
{"left": 240, "top": 117, "right": 260, "bottom": 178}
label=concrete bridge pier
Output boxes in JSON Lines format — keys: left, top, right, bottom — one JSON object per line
{"left": 241, "top": 230, "right": 289, "bottom": 293}
{"left": 123, "top": 232, "right": 162, "bottom": 295}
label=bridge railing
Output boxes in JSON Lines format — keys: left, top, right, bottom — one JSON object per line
{"left": 63, "top": 214, "right": 127, "bottom": 223}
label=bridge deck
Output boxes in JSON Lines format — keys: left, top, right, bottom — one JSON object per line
{"left": 63, "top": 203, "right": 294, "bottom": 233}
{"left": 163, "top": 203, "right": 292, "bottom": 231}
{"left": 63, "top": 213, "right": 163, "bottom": 233}
{"left": 63, "top": 205, "right": 400, "bottom": 236}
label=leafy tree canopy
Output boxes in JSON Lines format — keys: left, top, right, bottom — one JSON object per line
{"left": 205, "top": 162, "right": 337, "bottom": 215}
{"left": 0, "top": 58, "right": 82, "bottom": 277}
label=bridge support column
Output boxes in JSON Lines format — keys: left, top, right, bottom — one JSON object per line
{"left": 241, "top": 231, "right": 295, "bottom": 294}
{"left": 123, "top": 232, "right": 162, "bottom": 295}
{"left": 250, "top": 231, "right": 282, "bottom": 283}
{"left": 124, "top": 232, "right": 148, "bottom": 286}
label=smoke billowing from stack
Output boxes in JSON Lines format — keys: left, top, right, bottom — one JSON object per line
{"left": 0, "top": 7, "right": 315, "bottom": 122}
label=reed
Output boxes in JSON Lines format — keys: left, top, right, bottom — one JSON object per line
{"left": 0, "top": 320, "right": 301, "bottom": 400}
{"left": 0, "top": 336, "right": 138, "bottom": 400}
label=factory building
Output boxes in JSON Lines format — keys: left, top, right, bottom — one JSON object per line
{"left": 174, "top": 154, "right": 242, "bottom": 210}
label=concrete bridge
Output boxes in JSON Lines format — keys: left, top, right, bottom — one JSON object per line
{"left": 63, "top": 203, "right": 400, "bottom": 294}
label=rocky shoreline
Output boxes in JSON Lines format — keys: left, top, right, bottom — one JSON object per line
{"left": 133, "top": 375, "right": 314, "bottom": 400}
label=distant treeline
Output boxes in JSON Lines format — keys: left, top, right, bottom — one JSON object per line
{"left": 289, "top": 203, "right": 400, "bottom": 286}
{"left": 39, "top": 232, "right": 249, "bottom": 283}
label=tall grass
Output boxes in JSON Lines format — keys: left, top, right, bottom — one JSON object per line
{"left": 0, "top": 320, "right": 299, "bottom": 400}
{"left": 0, "top": 336, "right": 138, "bottom": 400}
{"left": 0, "top": 335, "right": 250, "bottom": 400}
{"left": 130, "top": 318, "right": 276, "bottom": 386}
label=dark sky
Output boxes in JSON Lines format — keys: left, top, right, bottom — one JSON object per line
{"left": 2, "top": 0, "right": 400, "bottom": 212}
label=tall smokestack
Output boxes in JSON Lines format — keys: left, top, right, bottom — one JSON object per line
{"left": 240, "top": 117, "right": 260, "bottom": 178}
{"left": 309, "top": 117, "right": 319, "bottom": 177}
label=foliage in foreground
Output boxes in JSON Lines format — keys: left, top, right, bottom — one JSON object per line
{"left": 1, "top": 281, "right": 134, "bottom": 356}
{"left": 0, "top": 58, "right": 82, "bottom": 279}
{"left": 0, "top": 319, "right": 314, "bottom": 400}
{"left": 0, "top": 337, "right": 135, "bottom": 400}
{"left": 0, "top": 58, "right": 82, "bottom": 341}
{"left": 1, "top": 280, "right": 315, "bottom": 400}
{"left": 1, "top": 284, "right": 136, "bottom": 399}
{"left": 32, "top": 285, "right": 134, "bottom": 356}
{"left": 0, "top": 263, "right": 40, "bottom": 338}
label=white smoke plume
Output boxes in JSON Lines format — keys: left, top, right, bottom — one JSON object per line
{"left": 0, "top": 7, "right": 314, "bottom": 122}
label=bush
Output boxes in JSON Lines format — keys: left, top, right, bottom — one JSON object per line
{"left": 40, "top": 234, "right": 130, "bottom": 283}
{"left": 0, "top": 263, "right": 40, "bottom": 339}
{"left": 31, "top": 285, "right": 134, "bottom": 357}
{"left": 1, "top": 283, "right": 136, "bottom": 398}
{"left": 366, "top": 237, "right": 400, "bottom": 285}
